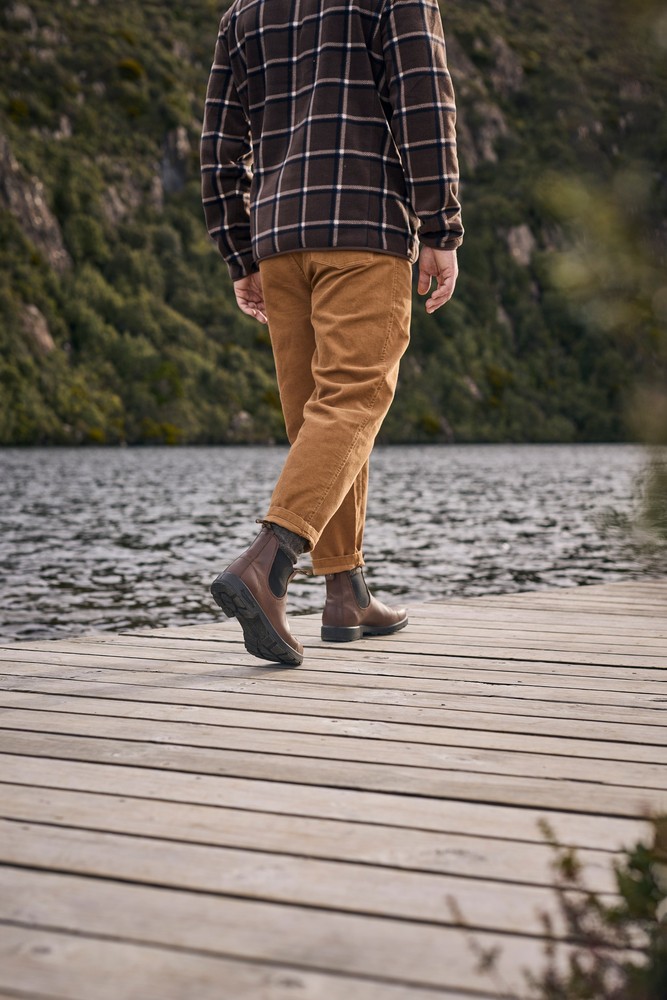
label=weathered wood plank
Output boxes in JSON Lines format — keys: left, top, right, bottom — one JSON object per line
{"left": 48, "top": 632, "right": 667, "bottom": 668}
{"left": 199, "top": 619, "right": 667, "bottom": 653}
{"left": 0, "top": 867, "right": 567, "bottom": 994}
{"left": 0, "top": 672, "right": 662, "bottom": 747}
{"left": 407, "top": 612, "right": 667, "bottom": 636}
{"left": 260, "top": 618, "right": 667, "bottom": 652}
{"left": 158, "top": 606, "right": 667, "bottom": 636}
{"left": 0, "top": 817, "right": 613, "bottom": 936}
{"left": 428, "top": 596, "right": 667, "bottom": 617}
{"left": 2, "top": 731, "right": 664, "bottom": 817}
{"left": 0, "top": 688, "right": 663, "bottom": 765}
{"left": 3, "top": 646, "right": 666, "bottom": 688}
{"left": 1, "top": 655, "right": 664, "bottom": 726}
{"left": 0, "top": 924, "right": 474, "bottom": 1000}
{"left": 1, "top": 644, "right": 665, "bottom": 710}
{"left": 3, "top": 631, "right": 666, "bottom": 668}
{"left": 1, "top": 754, "right": 648, "bottom": 849}
{"left": 1, "top": 707, "right": 665, "bottom": 788}
{"left": 0, "top": 783, "right": 621, "bottom": 892}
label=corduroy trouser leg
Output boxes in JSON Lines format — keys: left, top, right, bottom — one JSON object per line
{"left": 258, "top": 249, "right": 412, "bottom": 575}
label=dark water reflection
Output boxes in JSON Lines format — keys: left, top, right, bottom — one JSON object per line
{"left": 0, "top": 443, "right": 659, "bottom": 641}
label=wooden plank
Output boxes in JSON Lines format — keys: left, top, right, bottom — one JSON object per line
{"left": 0, "top": 989, "right": 62, "bottom": 1000}
{"left": 428, "top": 597, "right": 667, "bottom": 617}
{"left": 479, "top": 583, "right": 667, "bottom": 598}
{"left": 0, "top": 675, "right": 667, "bottom": 764}
{"left": 0, "top": 924, "right": 473, "bottom": 1000}
{"left": 444, "top": 579, "right": 667, "bottom": 595}
{"left": 428, "top": 586, "right": 667, "bottom": 600}
{"left": 67, "top": 631, "right": 667, "bottom": 672}
{"left": 2, "top": 731, "right": 664, "bottom": 817}
{"left": 0, "top": 657, "right": 664, "bottom": 726}
{"left": 0, "top": 688, "right": 663, "bottom": 765}
{"left": 3, "top": 650, "right": 665, "bottom": 692}
{"left": 206, "top": 617, "right": 667, "bottom": 651}
{"left": 1, "top": 707, "right": 664, "bottom": 789}
{"left": 265, "top": 618, "right": 667, "bottom": 652}
{"left": 123, "top": 634, "right": 667, "bottom": 683}
{"left": 0, "top": 818, "right": 615, "bottom": 937}
{"left": 0, "top": 783, "right": 621, "bottom": 892}
{"left": 0, "top": 993, "right": 53, "bottom": 1000}
{"left": 3, "top": 645, "right": 666, "bottom": 688}
{"left": 156, "top": 613, "right": 665, "bottom": 638}
{"left": 0, "top": 671, "right": 662, "bottom": 747}
{"left": 177, "top": 597, "right": 667, "bottom": 638}
{"left": 0, "top": 866, "right": 569, "bottom": 993}
{"left": 1, "top": 643, "right": 665, "bottom": 711}
{"left": 407, "top": 610, "right": 667, "bottom": 634}
{"left": 1, "top": 754, "right": 649, "bottom": 849}
{"left": 53, "top": 633, "right": 667, "bottom": 669}
{"left": 3, "top": 633, "right": 666, "bottom": 669}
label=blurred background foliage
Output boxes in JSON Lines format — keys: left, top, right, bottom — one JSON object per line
{"left": 0, "top": 0, "right": 665, "bottom": 448}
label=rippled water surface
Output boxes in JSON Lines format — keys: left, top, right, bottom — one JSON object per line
{"left": 0, "top": 443, "right": 660, "bottom": 641}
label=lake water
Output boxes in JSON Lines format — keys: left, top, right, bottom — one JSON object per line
{"left": 0, "top": 443, "right": 661, "bottom": 641}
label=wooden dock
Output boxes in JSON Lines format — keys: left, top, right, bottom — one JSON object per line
{"left": 0, "top": 579, "right": 665, "bottom": 998}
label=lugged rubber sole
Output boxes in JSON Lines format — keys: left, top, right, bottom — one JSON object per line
{"left": 321, "top": 615, "right": 409, "bottom": 643}
{"left": 211, "top": 572, "right": 303, "bottom": 667}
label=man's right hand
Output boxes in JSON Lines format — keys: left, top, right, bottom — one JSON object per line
{"left": 233, "top": 272, "right": 268, "bottom": 324}
{"left": 417, "top": 247, "right": 459, "bottom": 313}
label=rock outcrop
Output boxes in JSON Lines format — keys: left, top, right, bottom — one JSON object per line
{"left": 0, "top": 132, "right": 71, "bottom": 273}
{"left": 446, "top": 33, "right": 511, "bottom": 172}
{"left": 161, "top": 126, "right": 191, "bottom": 195}
{"left": 21, "top": 304, "right": 56, "bottom": 354}
{"left": 507, "top": 224, "right": 537, "bottom": 266}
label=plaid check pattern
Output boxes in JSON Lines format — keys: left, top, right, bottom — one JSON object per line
{"left": 201, "top": 0, "right": 463, "bottom": 281}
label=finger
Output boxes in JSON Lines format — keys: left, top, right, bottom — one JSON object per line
{"left": 425, "top": 279, "right": 456, "bottom": 312}
{"left": 425, "top": 289, "right": 453, "bottom": 312}
{"left": 417, "top": 269, "right": 432, "bottom": 295}
{"left": 236, "top": 296, "right": 268, "bottom": 324}
{"left": 250, "top": 296, "right": 268, "bottom": 323}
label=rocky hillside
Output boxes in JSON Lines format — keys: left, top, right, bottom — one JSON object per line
{"left": 1, "top": 0, "right": 665, "bottom": 444}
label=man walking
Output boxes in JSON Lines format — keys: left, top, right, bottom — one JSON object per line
{"left": 201, "top": 0, "right": 463, "bottom": 665}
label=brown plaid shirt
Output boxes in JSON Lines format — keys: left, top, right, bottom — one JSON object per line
{"left": 201, "top": 0, "right": 463, "bottom": 281}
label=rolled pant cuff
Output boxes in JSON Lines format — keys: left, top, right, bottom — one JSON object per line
{"left": 264, "top": 506, "right": 318, "bottom": 551}
{"left": 310, "top": 551, "right": 365, "bottom": 576}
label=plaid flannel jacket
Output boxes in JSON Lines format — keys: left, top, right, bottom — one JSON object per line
{"left": 201, "top": 0, "right": 463, "bottom": 281}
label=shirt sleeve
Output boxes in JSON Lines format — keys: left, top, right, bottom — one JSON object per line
{"left": 381, "top": 0, "right": 464, "bottom": 250}
{"left": 200, "top": 18, "right": 258, "bottom": 281}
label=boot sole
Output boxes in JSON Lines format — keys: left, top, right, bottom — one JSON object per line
{"left": 321, "top": 615, "right": 409, "bottom": 643}
{"left": 211, "top": 572, "right": 303, "bottom": 667}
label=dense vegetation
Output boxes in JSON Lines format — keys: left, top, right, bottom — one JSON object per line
{"left": 462, "top": 814, "right": 667, "bottom": 998}
{"left": 1, "top": 0, "right": 665, "bottom": 445}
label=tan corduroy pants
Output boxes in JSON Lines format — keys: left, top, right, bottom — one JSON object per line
{"left": 259, "top": 249, "right": 412, "bottom": 575}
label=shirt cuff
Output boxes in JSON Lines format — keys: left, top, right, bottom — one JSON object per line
{"left": 419, "top": 233, "right": 464, "bottom": 252}
{"left": 221, "top": 245, "right": 260, "bottom": 282}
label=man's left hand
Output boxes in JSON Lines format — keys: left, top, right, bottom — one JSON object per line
{"left": 233, "top": 272, "right": 268, "bottom": 324}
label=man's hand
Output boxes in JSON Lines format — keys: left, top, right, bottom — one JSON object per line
{"left": 233, "top": 272, "right": 268, "bottom": 324}
{"left": 417, "top": 247, "right": 459, "bottom": 313}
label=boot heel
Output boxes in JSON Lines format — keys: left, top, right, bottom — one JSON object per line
{"left": 321, "top": 624, "right": 363, "bottom": 642}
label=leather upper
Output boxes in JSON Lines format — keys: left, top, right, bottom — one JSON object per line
{"left": 322, "top": 568, "right": 406, "bottom": 629}
{"left": 226, "top": 527, "right": 303, "bottom": 655}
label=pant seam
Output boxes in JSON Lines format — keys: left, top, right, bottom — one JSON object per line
{"left": 305, "top": 256, "right": 401, "bottom": 525}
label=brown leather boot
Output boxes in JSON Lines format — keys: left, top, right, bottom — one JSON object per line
{"left": 210, "top": 526, "right": 303, "bottom": 666}
{"left": 321, "top": 568, "right": 408, "bottom": 642}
